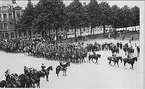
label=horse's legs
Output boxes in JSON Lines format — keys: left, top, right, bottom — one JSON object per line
{"left": 113, "top": 62, "right": 116, "bottom": 67}
{"left": 65, "top": 70, "right": 66, "bottom": 76}
{"left": 109, "top": 60, "right": 111, "bottom": 65}
{"left": 57, "top": 73, "right": 59, "bottom": 79}
{"left": 131, "top": 63, "right": 134, "bottom": 70}
{"left": 46, "top": 74, "right": 49, "bottom": 82}
{"left": 63, "top": 70, "right": 65, "bottom": 76}
{"left": 124, "top": 62, "right": 126, "bottom": 69}
{"left": 37, "top": 81, "right": 40, "bottom": 88}
{"left": 117, "top": 61, "right": 119, "bottom": 67}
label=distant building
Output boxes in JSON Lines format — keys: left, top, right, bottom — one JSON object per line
{"left": 0, "top": 4, "right": 23, "bottom": 40}
{"left": 0, "top": 0, "right": 42, "bottom": 41}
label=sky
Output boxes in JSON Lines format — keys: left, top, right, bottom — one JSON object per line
{"left": 0, "top": 0, "right": 142, "bottom": 9}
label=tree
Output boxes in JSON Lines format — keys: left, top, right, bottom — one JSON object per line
{"left": 130, "top": 6, "right": 140, "bottom": 28}
{"left": 80, "top": 3, "right": 89, "bottom": 36}
{"left": 33, "top": 0, "right": 67, "bottom": 42}
{"left": 119, "top": 5, "right": 132, "bottom": 28}
{"left": 67, "top": 0, "right": 83, "bottom": 41}
{"left": 86, "top": 0, "right": 100, "bottom": 35}
{"left": 99, "top": 2, "right": 112, "bottom": 34}
{"left": 111, "top": 4, "right": 121, "bottom": 28}
{"left": 17, "top": 2, "right": 36, "bottom": 38}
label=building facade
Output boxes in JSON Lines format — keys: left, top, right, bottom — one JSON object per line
{"left": 0, "top": 4, "right": 23, "bottom": 40}
{"left": 0, "top": 3, "right": 42, "bottom": 41}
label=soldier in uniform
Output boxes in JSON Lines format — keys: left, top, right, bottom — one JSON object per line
{"left": 41, "top": 63, "right": 46, "bottom": 75}
{"left": 5, "top": 69, "right": 15, "bottom": 86}
{"left": 24, "top": 66, "right": 29, "bottom": 76}
{"left": 5, "top": 69, "right": 11, "bottom": 82}
{"left": 112, "top": 53, "right": 116, "bottom": 60}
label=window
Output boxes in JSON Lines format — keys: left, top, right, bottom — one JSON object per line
{"left": 2, "top": 33, "right": 5, "bottom": 38}
{"left": 3, "top": 14, "right": 7, "bottom": 20}
{"left": 5, "top": 33, "right": 9, "bottom": 39}
{"left": 16, "top": 12, "right": 20, "bottom": 19}
{"left": 11, "top": 32, "right": 14, "bottom": 38}
{"left": 9, "top": 13, "right": 12, "bottom": 20}
{"left": 10, "top": 22, "right": 13, "bottom": 29}
{"left": 19, "top": 32, "right": 22, "bottom": 37}
{"left": 4, "top": 23, "right": 7, "bottom": 29}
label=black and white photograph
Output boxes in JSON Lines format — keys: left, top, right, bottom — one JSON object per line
{"left": 0, "top": 0, "right": 144, "bottom": 88}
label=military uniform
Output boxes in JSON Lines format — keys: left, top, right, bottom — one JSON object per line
{"left": 41, "top": 64, "right": 46, "bottom": 74}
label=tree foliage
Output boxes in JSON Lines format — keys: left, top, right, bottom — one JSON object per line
{"left": 17, "top": 0, "right": 140, "bottom": 40}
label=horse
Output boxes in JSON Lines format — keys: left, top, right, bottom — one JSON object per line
{"left": 29, "top": 70, "right": 43, "bottom": 88}
{"left": 123, "top": 57, "right": 138, "bottom": 70}
{"left": 43, "top": 66, "right": 53, "bottom": 82}
{"left": 18, "top": 74, "right": 31, "bottom": 88}
{"left": 107, "top": 56, "right": 122, "bottom": 67}
{"left": 0, "top": 80, "right": 7, "bottom": 88}
{"left": 56, "top": 61, "right": 70, "bottom": 78}
{"left": 10, "top": 73, "right": 22, "bottom": 87}
{"left": 88, "top": 53, "right": 101, "bottom": 64}
{"left": 0, "top": 79, "right": 17, "bottom": 88}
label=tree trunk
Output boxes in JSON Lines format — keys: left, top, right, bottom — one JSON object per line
{"left": 74, "top": 27, "right": 76, "bottom": 42}
{"left": 56, "top": 29, "right": 58, "bottom": 43}
{"left": 103, "top": 24, "right": 106, "bottom": 34}
{"left": 91, "top": 26, "right": 93, "bottom": 35}
{"left": 80, "top": 27, "right": 82, "bottom": 37}
{"left": 29, "top": 30, "right": 32, "bottom": 39}
{"left": 65, "top": 28, "right": 68, "bottom": 39}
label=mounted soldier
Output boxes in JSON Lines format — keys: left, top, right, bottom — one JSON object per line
{"left": 5, "top": 69, "right": 11, "bottom": 82}
{"left": 41, "top": 63, "right": 46, "bottom": 75}
{"left": 24, "top": 66, "right": 29, "bottom": 76}
{"left": 5, "top": 69, "right": 16, "bottom": 86}
{"left": 112, "top": 53, "right": 116, "bottom": 60}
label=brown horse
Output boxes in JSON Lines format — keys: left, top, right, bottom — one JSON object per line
{"left": 45, "top": 66, "right": 53, "bottom": 82}
{"left": 0, "top": 80, "right": 17, "bottom": 88}
{"left": 56, "top": 61, "right": 70, "bottom": 79}
{"left": 88, "top": 53, "right": 101, "bottom": 64}
{"left": 107, "top": 56, "right": 122, "bottom": 67}
{"left": 123, "top": 57, "right": 138, "bottom": 70}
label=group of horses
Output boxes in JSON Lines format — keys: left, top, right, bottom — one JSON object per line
{"left": 0, "top": 38, "right": 140, "bottom": 88}
{"left": 107, "top": 56, "right": 138, "bottom": 69}
{"left": 0, "top": 61, "right": 70, "bottom": 88}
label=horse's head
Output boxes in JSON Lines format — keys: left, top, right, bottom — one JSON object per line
{"left": 107, "top": 57, "right": 112, "bottom": 60}
{"left": 66, "top": 61, "right": 70, "bottom": 67}
{"left": 97, "top": 54, "right": 101, "bottom": 58}
{"left": 49, "top": 66, "right": 53, "bottom": 71}
{"left": 134, "top": 57, "right": 138, "bottom": 62}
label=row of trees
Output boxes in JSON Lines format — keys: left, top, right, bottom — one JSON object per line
{"left": 16, "top": 0, "right": 140, "bottom": 41}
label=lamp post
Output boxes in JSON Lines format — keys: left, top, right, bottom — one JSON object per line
{"left": 12, "top": 5, "right": 17, "bottom": 39}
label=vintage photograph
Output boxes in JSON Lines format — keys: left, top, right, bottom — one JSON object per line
{"left": 0, "top": 0, "right": 143, "bottom": 88}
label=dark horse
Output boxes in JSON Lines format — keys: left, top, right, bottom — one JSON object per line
{"left": 88, "top": 53, "right": 101, "bottom": 64}
{"left": 123, "top": 57, "right": 138, "bottom": 70}
{"left": 43, "top": 66, "right": 53, "bottom": 82}
{"left": 107, "top": 56, "right": 122, "bottom": 67}
{"left": 0, "top": 73, "right": 24, "bottom": 88}
{"left": 0, "top": 79, "right": 18, "bottom": 88}
{"left": 56, "top": 61, "right": 70, "bottom": 78}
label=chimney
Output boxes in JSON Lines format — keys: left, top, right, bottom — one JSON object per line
{"left": 12, "top": 0, "right": 16, "bottom": 4}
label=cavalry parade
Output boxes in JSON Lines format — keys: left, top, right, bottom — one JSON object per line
{"left": 0, "top": 37, "right": 140, "bottom": 88}
{"left": 0, "top": 0, "right": 141, "bottom": 88}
